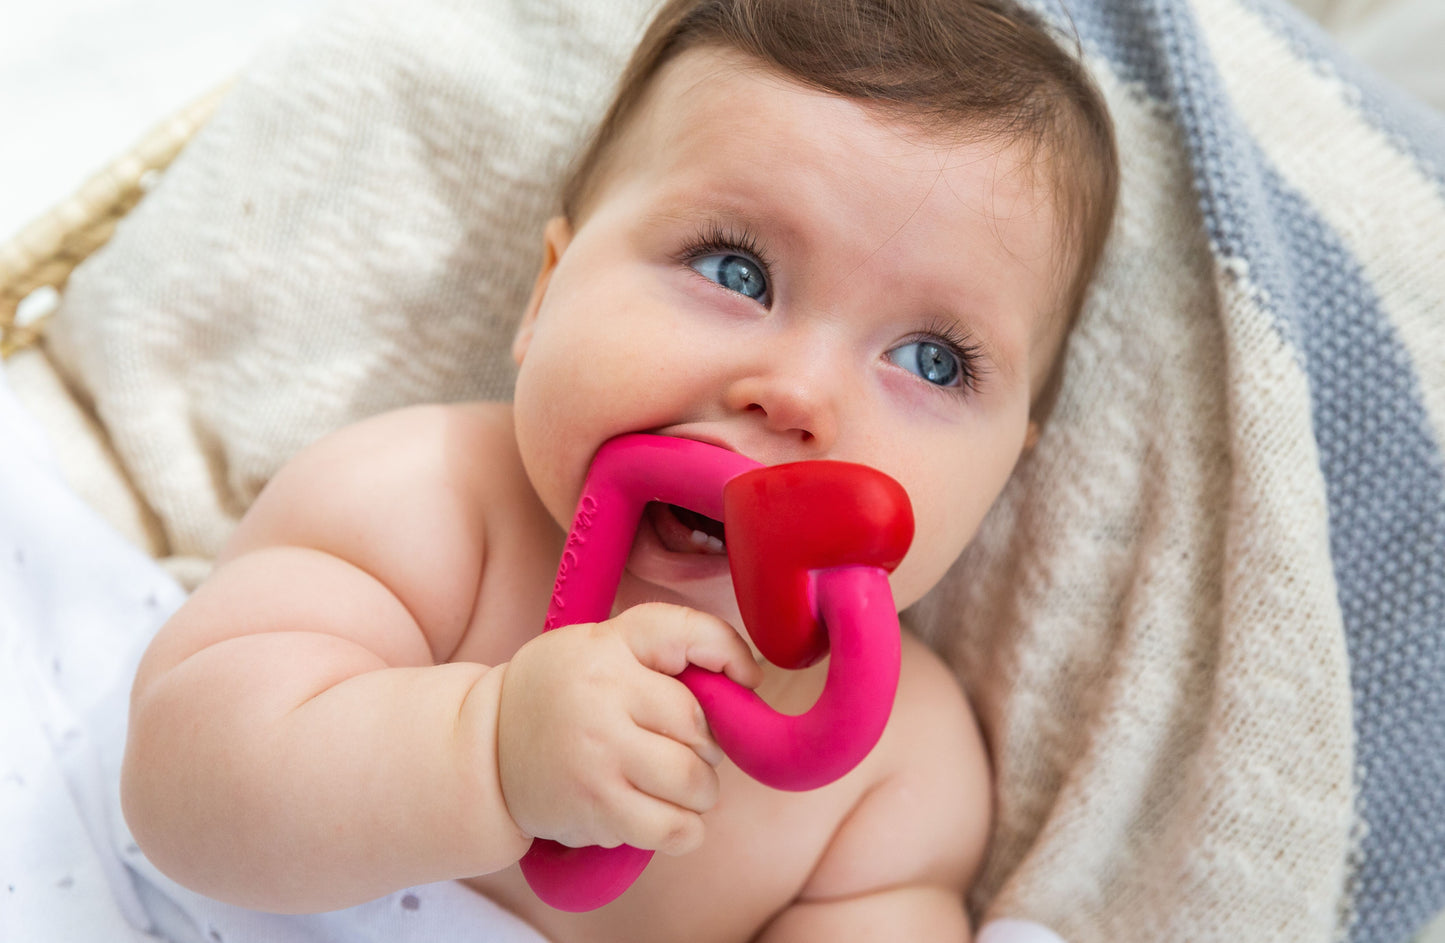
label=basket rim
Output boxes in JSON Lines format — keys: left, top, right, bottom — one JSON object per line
{"left": 1, "top": 82, "right": 231, "bottom": 359}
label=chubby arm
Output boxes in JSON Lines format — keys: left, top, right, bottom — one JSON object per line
{"left": 756, "top": 635, "right": 992, "bottom": 942}
{"left": 122, "top": 404, "right": 529, "bottom": 911}
{"left": 122, "top": 403, "right": 760, "bottom": 913}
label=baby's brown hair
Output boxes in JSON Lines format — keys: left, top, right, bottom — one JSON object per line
{"left": 562, "top": 0, "right": 1118, "bottom": 416}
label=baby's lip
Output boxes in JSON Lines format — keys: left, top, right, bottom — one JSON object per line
{"left": 645, "top": 429, "right": 744, "bottom": 459}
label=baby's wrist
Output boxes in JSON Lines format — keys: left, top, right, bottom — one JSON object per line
{"left": 454, "top": 663, "right": 532, "bottom": 867}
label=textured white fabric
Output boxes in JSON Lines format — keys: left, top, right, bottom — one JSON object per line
{"left": 978, "top": 919, "right": 1070, "bottom": 943}
{"left": 46, "top": 0, "right": 658, "bottom": 562}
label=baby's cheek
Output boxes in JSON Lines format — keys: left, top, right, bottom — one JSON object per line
{"left": 891, "top": 535, "right": 960, "bottom": 612}
{"left": 896, "top": 493, "right": 985, "bottom": 606}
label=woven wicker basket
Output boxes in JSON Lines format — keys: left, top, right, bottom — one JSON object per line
{"left": 0, "top": 85, "right": 228, "bottom": 360}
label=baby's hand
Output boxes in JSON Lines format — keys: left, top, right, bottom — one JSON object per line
{"left": 496, "top": 603, "right": 762, "bottom": 856}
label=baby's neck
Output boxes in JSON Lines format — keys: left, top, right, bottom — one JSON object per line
{"left": 754, "top": 656, "right": 830, "bottom": 715}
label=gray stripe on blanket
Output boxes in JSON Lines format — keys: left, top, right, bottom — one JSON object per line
{"left": 1039, "top": 0, "right": 1445, "bottom": 938}
{"left": 1176, "top": 30, "right": 1444, "bottom": 943}
{"left": 1035, "top": 0, "right": 1176, "bottom": 103}
{"left": 1263, "top": 163, "right": 1445, "bottom": 943}
{"left": 1235, "top": 0, "right": 1445, "bottom": 194}
{"left": 1136, "top": 11, "right": 1445, "bottom": 940}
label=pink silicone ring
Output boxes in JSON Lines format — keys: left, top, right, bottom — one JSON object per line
{"left": 519, "top": 435, "right": 908, "bottom": 911}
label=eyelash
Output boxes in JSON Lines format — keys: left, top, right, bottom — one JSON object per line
{"left": 904, "top": 318, "right": 987, "bottom": 397}
{"left": 678, "top": 222, "right": 774, "bottom": 295}
{"left": 678, "top": 224, "right": 984, "bottom": 397}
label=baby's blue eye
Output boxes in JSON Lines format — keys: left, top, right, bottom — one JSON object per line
{"left": 690, "top": 253, "right": 769, "bottom": 303}
{"left": 887, "top": 340, "right": 963, "bottom": 387}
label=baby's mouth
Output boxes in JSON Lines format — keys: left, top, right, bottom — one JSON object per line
{"left": 646, "top": 502, "right": 727, "bottom": 555}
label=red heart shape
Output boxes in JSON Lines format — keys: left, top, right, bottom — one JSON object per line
{"left": 723, "top": 461, "right": 913, "bottom": 669}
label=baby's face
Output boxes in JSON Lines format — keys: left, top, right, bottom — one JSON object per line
{"left": 512, "top": 47, "right": 1069, "bottom": 623}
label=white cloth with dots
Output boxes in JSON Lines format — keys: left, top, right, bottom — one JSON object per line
{"left": 0, "top": 368, "right": 551, "bottom": 943}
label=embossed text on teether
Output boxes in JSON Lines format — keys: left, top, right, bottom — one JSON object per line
{"left": 546, "top": 494, "right": 600, "bottom": 629}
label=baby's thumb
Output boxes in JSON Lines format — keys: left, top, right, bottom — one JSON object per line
{"left": 623, "top": 603, "right": 763, "bottom": 687}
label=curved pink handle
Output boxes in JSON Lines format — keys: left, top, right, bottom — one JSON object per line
{"left": 519, "top": 435, "right": 910, "bottom": 911}
{"left": 679, "top": 565, "right": 900, "bottom": 790}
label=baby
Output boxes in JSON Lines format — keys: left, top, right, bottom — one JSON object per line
{"left": 121, "top": 0, "right": 1117, "bottom": 940}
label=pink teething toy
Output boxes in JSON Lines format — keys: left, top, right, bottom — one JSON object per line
{"left": 518, "top": 434, "right": 913, "bottom": 911}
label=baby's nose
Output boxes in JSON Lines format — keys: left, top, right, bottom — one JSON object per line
{"left": 724, "top": 371, "right": 838, "bottom": 450}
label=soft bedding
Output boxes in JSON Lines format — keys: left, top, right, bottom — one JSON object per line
{"left": 4, "top": 0, "right": 1443, "bottom": 940}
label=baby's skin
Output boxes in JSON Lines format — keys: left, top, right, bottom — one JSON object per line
{"left": 123, "top": 47, "right": 1072, "bottom": 942}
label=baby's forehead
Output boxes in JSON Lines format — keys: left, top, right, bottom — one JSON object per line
{"left": 619, "top": 47, "right": 1056, "bottom": 195}
{"left": 624, "top": 49, "right": 1074, "bottom": 276}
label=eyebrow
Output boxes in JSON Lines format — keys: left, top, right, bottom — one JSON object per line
{"left": 641, "top": 191, "right": 803, "bottom": 247}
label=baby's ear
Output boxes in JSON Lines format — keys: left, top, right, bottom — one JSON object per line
{"left": 1023, "top": 420, "right": 1042, "bottom": 453}
{"left": 512, "top": 216, "right": 574, "bottom": 365}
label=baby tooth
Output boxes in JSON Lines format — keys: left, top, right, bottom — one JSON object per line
{"left": 705, "top": 535, "right": 725, "bottom": 554}
{"left": 690, "top": 529, "right": 709, "bottom": 547}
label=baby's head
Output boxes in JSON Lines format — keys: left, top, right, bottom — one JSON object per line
{"left": 512, "top": 0, "right": 1118, "bottom": 615}
{"left": 566, "top": 0, "right": 1116, "bottom": 367}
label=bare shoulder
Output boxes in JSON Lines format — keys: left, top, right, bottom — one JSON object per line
{"left": 221, "top": 401, "right": 530, "bottom": 659}
{"left": 226, "top": 402, "right": 519, "bottom": 555}
{"left": 799, "top": 631, "right": 991, "bottom": 903}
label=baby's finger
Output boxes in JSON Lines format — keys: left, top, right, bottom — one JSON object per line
{"left": 628, "top": 674, "right": 723, "bottom": 766}
{"left": 609, "top": 788, "right": 708, "bottom": 857}
{"left": 620, "top": 603, "right": 763, "bottom": 687}
{"left": 622, "top": 732, "right": 721, "bottom": 816}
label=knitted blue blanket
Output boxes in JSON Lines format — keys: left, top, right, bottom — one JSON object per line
{"left": 919, "top": 1, "right": 1443, "bottom": 940}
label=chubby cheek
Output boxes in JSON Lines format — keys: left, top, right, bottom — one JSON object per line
{"left": 879, "top": 426, "right": 1030, "bottom": 608}
{"left": 510, "top": 379, "right": 574, "bottom": 530}
{"left": 512, "top": 294, "right": 678, "bottom": 527}
{"left": 887, "top": 492, "right": 985, "bottom": 611}
{"left": 511, "top": 339, "right": 611, "bottom": 526}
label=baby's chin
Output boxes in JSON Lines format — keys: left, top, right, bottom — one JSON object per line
{"left": 614, "top": 567, "right": 743, "bottom": 623}
{"left": 615, "top": 539, "right": 752, "bottom": 635}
